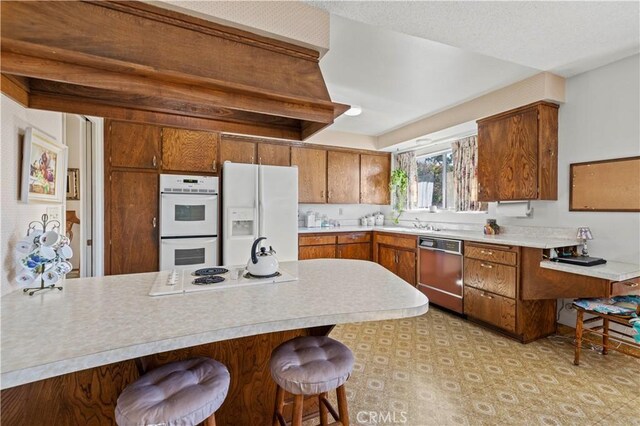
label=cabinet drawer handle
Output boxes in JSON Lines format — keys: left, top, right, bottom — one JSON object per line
{"left": 480, "top": 263, "right": 493, "bottom": 269}
{"left": 212, "top": 161, "right": 216, "bottom": 171}
{"left": 480, "top": 250, "right": 493, "bottom": 255}
{"left": 152, "top": 155, "right": 157, "bottom": 167}
{"left": 152, "top": 217, "right": 157, "bottom": 228}
{"left": 621, "top": 282, "right": 639, "bottom": 288}
{"left": 480, "top": 292, "right": 494, "bottom": 299}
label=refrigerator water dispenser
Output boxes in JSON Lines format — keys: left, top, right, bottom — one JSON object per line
{"left": 228, "top": 207, "right": 255, "bottom": 237}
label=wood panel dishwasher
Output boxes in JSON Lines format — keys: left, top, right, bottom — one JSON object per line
{"left": 418, "top": 237, "right": 464, "bottom": 314}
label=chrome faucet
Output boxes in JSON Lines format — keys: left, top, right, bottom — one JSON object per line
{"left": 414, "top": 218, "right": 440, "bottom": 231}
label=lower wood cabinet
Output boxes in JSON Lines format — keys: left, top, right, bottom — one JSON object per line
{"left": 337, "top": 243, "right": 371, "bottom": 261}
{"left": 463, "top": 242, "right": 555, "bottom": 342}
{"left": 373, "top": 232, "right": 417, "bottom": 285}
{"left": 108, "top": 171, "right": 159, "bottom": 275}
{"left": 298, "top": 232, "right": 371, "bottom": 261}
{"left": 299, "top": 244, "right": 336, "bottom": 260}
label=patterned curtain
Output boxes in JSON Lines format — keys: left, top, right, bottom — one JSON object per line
{"left": 395, "top": 151, "right": 417, "bottom": 209}
{"left": 452, "top": 136, "right": 482, "bottom": 211}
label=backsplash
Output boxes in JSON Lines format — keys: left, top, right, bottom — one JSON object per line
{"left": 298, "top": 204, "right": 386, "bottom": 227}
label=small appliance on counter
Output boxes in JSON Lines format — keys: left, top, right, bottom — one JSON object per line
{"left": 304, "top": 211, "right": 316, "bottom": 228}
{"left": 246, "top": 237, "right": 280, "bottom": 278}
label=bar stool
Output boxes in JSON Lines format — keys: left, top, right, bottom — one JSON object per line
{"left": 270, "top": 336, "right": 354, "bottom": 426}
{"left": 115, "top": 357, "right": 230, "bottom": 426}
{"left": 573, "top": 295, "right": 640, "bottom": 365}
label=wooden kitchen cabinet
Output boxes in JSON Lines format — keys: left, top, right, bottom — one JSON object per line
{"left": 108, "top": 120, "right": 160, "bottom": 170}
{"left": 162, "top": 128, "right": 218, "bottom": 173}
{"left": 463, "top": 242, "right": 556, "bottom": 342}
{"left": 291, "top": 147, "right": 327, "bottom": 203}
{"left": 299, "top": 232, "right": 371, "bottom": 261}
{"left": 327, "top": 151, "right": 360, "bottom": 204}
{"left": 108, "top": 171, "right": 158, "bottom": 275}
{"left": 220, "top": 137, "right": 256, "bottom": 166}
{"left": 360, "top": 154, "right": 391, "bottom": 205}
{"left": 477, "top": 101, "right": 558, "bottom": 201}
{"left": 257, "top": 143, "right": 290, "bottom": 166}
{"left": 373, "top": 232, "right": 417, "bottom": 285}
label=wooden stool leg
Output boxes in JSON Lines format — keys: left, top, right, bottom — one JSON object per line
{"left": 272, "top": 385, "right": 285, "bottom": 426}
{"left": 204, "top": 414, "right": 216, "bottom": 426}
{"left": 319, "top": 392, "right": 329, "bottom": 426}
{"left": 336, "top": 385, "right": 350, "bottom": 426}
{"left": 602, "top": 317, "right": 610, "bottom": 355}
{"left": 574, "top": 309, "right": 584, "bottom": 366}
{"left": 292, "top": 394, "right": 304, "bottom": 426}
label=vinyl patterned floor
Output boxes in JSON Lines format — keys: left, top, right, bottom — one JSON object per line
{"left": 318, "top": 307, "right": 640, "bottom": 426}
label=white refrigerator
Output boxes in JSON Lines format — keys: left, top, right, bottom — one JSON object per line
{"left": 222, "top": 162, "right": 298, "bottom": 266}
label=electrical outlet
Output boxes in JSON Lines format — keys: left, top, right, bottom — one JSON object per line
{"left": 339, "top": 208, "right": 343, "bottom": 216}
{"left": 46, "top": 206, "right": 61, "bottom": 222}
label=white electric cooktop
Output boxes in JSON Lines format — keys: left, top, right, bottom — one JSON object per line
{"left": 149, "top": 266, "right": 298, "bottom": 296}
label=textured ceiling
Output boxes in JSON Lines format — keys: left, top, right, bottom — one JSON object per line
{"left": 320, "top": 15, "right": 537, "bottom": 135}
{"left": 306, "top": 1, "right": 640, "bottom": 77}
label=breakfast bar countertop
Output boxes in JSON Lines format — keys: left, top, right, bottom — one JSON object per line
{"left": 298, "top": 225, "right": 579, "bottom": 249}
{"left": 539, "top": 259, "right": 640, "bottom": 282}
{"left": 0, "top": 259, "right": 428, "bottom": 390}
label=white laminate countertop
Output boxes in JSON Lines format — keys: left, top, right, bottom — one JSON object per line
{"left": 539, "top": 260, "right": 640, "bottom": 282}
{"left": 298, "top": 226, "right": 578, "bottom": 249}
{"left": 0, "top": 260, "right": 428, "bottom": 390}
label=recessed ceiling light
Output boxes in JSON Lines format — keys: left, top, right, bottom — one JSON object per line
{"left": 344, "top": 105, "right": 362, "bottom": 116}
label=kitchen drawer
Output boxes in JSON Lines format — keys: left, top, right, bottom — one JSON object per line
{"left": 464, "top": 258, "right": 517, "bottom": 298}
{"left": 464, "top": 286, "right": 516, "bottom": 333}
{"left": 465, "top": 243, "right": 517, "bottom": 266}
{"left": 299, "top": 245, "right": 336, "bottom": 260}
{"left": 299, "top": 235, "right": 337, "bottom": 246}
{"left": 337, "top": 232, "right": 371, "bottom": 244}
{"left": 611, "top": 277, "right": 640, "bottom": 296}
{"left": 375, "top": 233, "right": 416, "bottom": 250}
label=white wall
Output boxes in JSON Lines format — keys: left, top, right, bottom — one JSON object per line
{"left": 1, "top": 95, "right": 64, "bottom": 296}
{"left": 299, "top": 203, "right": 386, "bottom": 227}
{"left": 306, "top": 129, "right": 378, "bottom": 151}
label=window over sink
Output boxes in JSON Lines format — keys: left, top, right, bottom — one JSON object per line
{"left": 416, "top": 150, "right": 453, "bottom": 210}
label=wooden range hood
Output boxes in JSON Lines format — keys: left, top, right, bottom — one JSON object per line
{"left": 1, "top": 1, "right": 348, "bottom": 140}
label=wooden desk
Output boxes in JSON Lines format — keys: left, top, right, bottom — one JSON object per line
{"left": 521, "top": 247, "right": 640, "bottom": 300}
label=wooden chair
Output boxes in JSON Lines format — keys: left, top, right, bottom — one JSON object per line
{"left": 573, "top": 298, "right": 640, "bottom": 365}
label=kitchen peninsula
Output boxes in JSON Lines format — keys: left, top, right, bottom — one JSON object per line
{"left": 0, "top": 259, "right": 428, "bottom": 425}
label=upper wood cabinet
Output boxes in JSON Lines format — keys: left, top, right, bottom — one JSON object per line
{"left": 220, "top": 137, "right": 256, "bottom": 166}
{"left": 477, "top": 102, "right": 558, "bottom": 201}
{"left": 161, "top": 128, "right": 218, "bottom": 173}
{"left": 291, "top": 147, "right": 327, "bottom": 203}
{"left": 360, "top": 154, "right": 391, "bottom": 205}
{"left": 257, "top": 143, "right": 290, "bottom": 166}
{"left": 108, "top": 120, "right": 160, "bottom": 170}
{"left": 327, "top": 151, "right": 360, "bottom": 204}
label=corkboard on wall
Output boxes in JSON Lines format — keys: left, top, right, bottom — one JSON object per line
{"left": 570, "top": 156, "right": 640, "bottom": 212}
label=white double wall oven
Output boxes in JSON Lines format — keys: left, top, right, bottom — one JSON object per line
{"left": 159, "top": 174, "right": 219, "bottom": 270}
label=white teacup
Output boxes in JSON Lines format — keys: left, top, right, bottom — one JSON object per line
{"left": 59, "top": 244, "right": 73, "bottom": 259}
{"left": 40, "top": 231, "right": 61, "bottom": 248}
{"left": 42, "top": 269, "right": 60, "bottom": 285}
{"left": 15, "top": 239, "right": 35, "bottom": 254}
{"left": 15, "top": 268, "right": 39, "bottom": 286}
{"left": 39, "top": 245, "right": 57, "bottom": 260}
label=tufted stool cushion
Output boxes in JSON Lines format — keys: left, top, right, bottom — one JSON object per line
{"left": 270, "top": 336, "right": 354, "bottom": 395}
{"left": 115, "top": 357, "right": 230, "bottom": 426}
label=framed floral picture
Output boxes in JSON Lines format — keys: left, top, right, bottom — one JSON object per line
{"left": 21, "top": 127, "right": 67, "bottom": 204}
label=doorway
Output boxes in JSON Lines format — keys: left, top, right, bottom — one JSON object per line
{"left": 63, "top": 114, "right": 104, "bottom": 277}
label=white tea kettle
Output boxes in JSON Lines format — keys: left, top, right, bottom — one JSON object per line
{"left": 246, "top": 237, "right": 279, "bottom": 277}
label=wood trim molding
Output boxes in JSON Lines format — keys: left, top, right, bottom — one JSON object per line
{"left": 0, "top": 73, "right": 29, "bottom": 106}
{"left": 0, "top": 1, "right": 347, "bottom": 141}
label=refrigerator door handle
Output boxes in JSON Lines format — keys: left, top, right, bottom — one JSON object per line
{"left": 259, "top": 164, "right": 266, "bottom": 237}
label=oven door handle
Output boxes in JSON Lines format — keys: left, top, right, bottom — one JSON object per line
{"left": 161, "top": 237, "right": 217, "bottom": 247}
